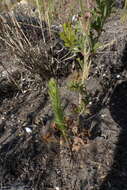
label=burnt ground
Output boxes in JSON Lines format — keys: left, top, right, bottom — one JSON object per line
{"left": 0, "top": 3, "right": 127, "bottom": 190}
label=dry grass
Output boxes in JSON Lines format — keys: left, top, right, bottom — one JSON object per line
{"left": 0, "top": 0, "right": 73, "bottom": 82}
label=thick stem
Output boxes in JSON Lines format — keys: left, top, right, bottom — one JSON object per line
{"left": 79, "top": 53, "right": 91, "bottom": 114}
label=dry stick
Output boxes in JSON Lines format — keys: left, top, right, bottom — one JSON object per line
{"left": 35, "top": 0, "right": 56, "bottom": 73}
{"left": 35, "top": 0, "right": 47, "bottom": 47}
{"left": 10, "top": 12, "right": 32, "bottom": 47}
{"left": 9, "top": 12, "right": 31, "bottom": 51}
{"left": 35, "top": 0, "right": 55, "bottom": 75}
{"left": 79, "top": 53, "right": 91, "bottom": 115}
{"left": 0, "top": 35, "right": 14, "bottom": 49}
{"left": 4, "top": 22, "right": 25, "bottom": 53}
{"left": 0, "top": 12, "right": 31, "bottom": 54}
{"left": 0, "top": 13, "right": 33, "bottom": 58}
{"left": 98, "top": 40, "right": 116, "bottom": 51}
{"left": 5, "top": 12, "right": 25, "bottom": 52}
{"left": 0, "top": 35, "right": 23, "bottom": 57}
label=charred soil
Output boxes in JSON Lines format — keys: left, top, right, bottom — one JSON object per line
{"left": 0, "top": 3, "right": 127, "bottom": 190}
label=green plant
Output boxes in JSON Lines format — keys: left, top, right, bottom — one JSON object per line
{"left": 60, "top": 0, "right": 114, "bottom": 114}
{"left": 48, "top": 78, "right": 67, "bottom": 140}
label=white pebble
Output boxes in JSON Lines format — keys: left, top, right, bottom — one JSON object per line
{"left": 55, "top": 187, "right": 60, "bottom": 190}
{"left": 101, "top": 114, "right": 106, "bottom": 118}
{"left": 23, "top": 90, "right": 27, "bottom": 94}
{"left": 25, "top": 127, "right": 32, "bottom": 133}
{"left": 116, "top": 75, "right": 120, "bottom": 79}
